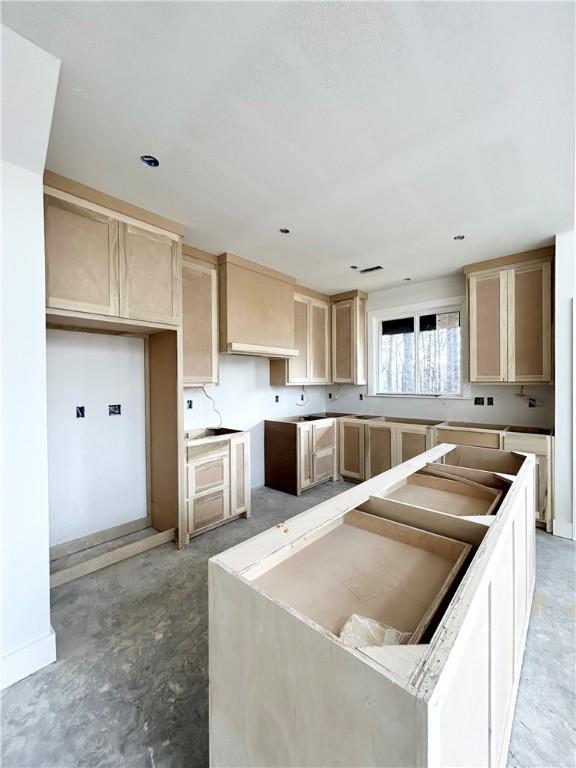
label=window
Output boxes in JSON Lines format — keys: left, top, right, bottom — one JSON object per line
{"left": 375, "top": 305, "right": 462, "bottom": 396}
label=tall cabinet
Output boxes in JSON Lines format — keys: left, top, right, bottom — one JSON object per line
{"left": 467, "top": 249, "right": 553, "bottom": 383}
{"left": 182, "top": 247, "right": 218, "bottom": 385}
{"left": 43, "top": 174, "right": 186, "bottom": 566}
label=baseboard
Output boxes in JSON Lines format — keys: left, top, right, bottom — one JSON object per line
{"left": 552, "top": 519, "right": 575, "bottom": 540}
{"left": 1, "top": 628, "right": 56, "bottom": 690}
{"left": 50, "top": 516, "right": 151, "bottom": 561}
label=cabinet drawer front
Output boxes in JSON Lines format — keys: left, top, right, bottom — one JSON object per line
{"left": 503, "top": 433, "right": 548, "bottom": 455}
{"left": 188, "top": 457, "right": 228, "bottom": 498}
{"left": 45, "top": 196, "right": 119, "bottom": 316}
{"left": 437, "top": 429, "right": 500, "bottom": 449}
{"left": 186, "top": 441, "right": 229, "bottom": 463}
{"left": 313, "top": 422, "right": 336, "bottom": 451}
{"left": 188, "top": 490, "right": 229, "bottom": 532}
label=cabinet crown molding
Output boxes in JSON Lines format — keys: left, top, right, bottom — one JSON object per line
{"left": 463, "top": 245, "right": 554, "bottom": 275}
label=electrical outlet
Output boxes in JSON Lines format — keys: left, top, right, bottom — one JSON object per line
{"left": 359, "top": 393, "right": 364, "bottom": 401}
{"left": 109, "top": 404, "right": 121, "bottom": 415}
{"left": 328, "top": 393, "right": 333, "bottom": 399}
{"left": 474, "top": 397, "right": 485, "bottom": 406}
{"left": 487, "top": 396, "right": 494, "bottom": 406}
{"left": 274, "top": 395, "right": 279, "bottom": 403}
{"left": 300, "top": 394, "right": 305, "bottom": 401}
{"left": 186, "top": 400, "right": 193, "bottom": 409}
{"left": 76, "top": 406, "right": 85, "bottom": 418}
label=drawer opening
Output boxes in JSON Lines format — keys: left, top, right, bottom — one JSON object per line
{"left": 435, "top": 445, "right": 526, "bottom": 475}
{"left": 252, "top": 509, "right": 472, "bottom": 646}
{"left": 379, "top": 471, "right": 504, "bottom": 519}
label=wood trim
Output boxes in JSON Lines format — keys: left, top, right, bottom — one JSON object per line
{"left": 227, "top": 342, "right": 299, "bottom": 357}
{"left": 218, "top": 252, "right": 297, "bottom": 285}
{"left": 330, "top": 289, "right": 368, "bottom": 302}
{"left": 463, "top": 246, "right": 554, "bottom": 275}
{"left": 50, "top": 528, "right": 176, "bottom": 588}
{"left": 46, "top": 307, "right": 180, "bottom": 335}
{"left": 49, "top": 516, "right": 152, "bottom": 561}
{"left": 182, "top": 243, "right": 218, "bottom": 265}
{"left": 44, "top": 170, "right": 185, "bottom": 236}
{"left": 294, "top": 284, "right": 331, "bottom": 302}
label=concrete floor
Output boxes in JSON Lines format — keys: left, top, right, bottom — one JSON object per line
{"left": 2, "top": 482, "right": 575, "bottom": 768}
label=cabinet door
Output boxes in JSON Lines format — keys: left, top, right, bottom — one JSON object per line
{"left": 339, "top": 420, "right": 365, "bottom": 479}
{"left": 312, "top": 420, "right": 336, "bottom": 484}
{"left": 182, "top": 258, "right": 218, "bottom": 384}
{"left": 119, "top": 222, "right": 180, "bottom": 324}
{"left": 396, "top": 427, "right": 430, "bottom": 464}
{"left": 288, "top": 295, "right": 310, "bottom": 383}
{"left": 507, "top": 261, "right": 552, "bottom": 382}
{"left": 298, "top": 424, "right": 313, "bottom": 492}
{"left": 310, "top": 299, "right": 331, "bottom": 383}
{"left": 469, "top": 271, "right": 507, "bottom": 382}
{"left": 44, "top": 195, "right": 119, "bottom": 316}
{"left": 230, "top": 433, "right": 251, "bottom": 517}
{"left": 332, "top": 300, "right": 354, "bottom": 383}
{"left": 365, "top": 424, "right": 394, "bottom": 478}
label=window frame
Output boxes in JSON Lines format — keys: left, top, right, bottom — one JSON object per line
{"left": 367, "top": 297, "right": 470, "bottom": 399}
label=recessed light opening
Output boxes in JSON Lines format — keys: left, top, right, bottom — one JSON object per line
{"left": 140, "top": 155, "right": 159, "bottom": 167}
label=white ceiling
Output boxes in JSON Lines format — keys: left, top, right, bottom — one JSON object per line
{"left": 3, "top": 2, "right": 574, "bottom": 292}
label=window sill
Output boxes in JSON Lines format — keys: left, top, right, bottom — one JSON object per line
{"left": 367, "top": 393, "right": 473, "bottom": 401}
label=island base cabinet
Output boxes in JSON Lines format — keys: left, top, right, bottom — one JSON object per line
{"left": 209, "top": 445, "right": 536, "bottom": 767}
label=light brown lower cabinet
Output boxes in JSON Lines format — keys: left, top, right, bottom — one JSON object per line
{"left": 503, "top": 431, "right": 553, "bottom": 531}
{"left": 184, "top": 428, "right": 251, "bottom": 540}
{"left": 433, "top": 424, "right": 504, "bottom": 449}
{"left": 210, "top": 443, "right": 536, "bottom": 767}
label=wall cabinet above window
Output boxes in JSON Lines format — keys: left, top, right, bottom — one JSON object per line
{"left": 466, "top": 249, "right": 553, "bottom": 384}
{"left": 44, "top": 192, "right": 181, "bottom": 327}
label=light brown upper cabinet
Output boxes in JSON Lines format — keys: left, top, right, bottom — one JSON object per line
{"left": 332, "top": 290, "right": 367, "bottom": 385}
{"left": 467, "top": 249, "right": 553, "bottom": 384}
{"left": 269, "top": 293, "right": 331, "bottom": 385}
{"left": 44, "top": 191, "right": 182, "bottom": 327}
{"left": 119, "top": 222, "right": 180, "bottom": 325}
{"left": 218, "top": 253, "right": 298, "bottom": 358}
{"left": 45, "top": 195, "right": 120, "bottom": 316}
{"left": 182, "top": 254, "right": 218, "bottom": 385}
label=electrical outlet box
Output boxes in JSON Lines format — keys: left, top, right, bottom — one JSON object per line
{"left": 359, "top": 393, "right": 364, "bottom": 401}
{"left": 328, "top": 393, "right": 333, "bottom": 399}
{"left": 109, "top": 404, "right": 121, "bottom": 416}
{"left": 76, "top": 406, "right": 85, "bottom": 418}
{"left": 474, "top": 397, "right": 484, "bottom": 406}
{"left": 187, "top": 400, "right": 193, "bottom": 409}
{"left": 487, "top": 397, "right": 494, "bottom": 406}
{"left": 275, "top": 395, "right": 279, "bottom": 403}
{"left": 300, "top": 394, "right": 305, "bottom": 401}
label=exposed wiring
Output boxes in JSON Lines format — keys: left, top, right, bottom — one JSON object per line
{"left": 331, "top": 385, "right": 342, "bottom": 402}
{"left": 295, "top": 385, "right": 311, "bottom": 407}
{"left": 202, "top": 385, "right": 223, "bottom": 427}
{"left": 515, "top": 385, "right": 544, "bottom": 409}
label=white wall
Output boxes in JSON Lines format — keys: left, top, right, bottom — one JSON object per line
{"left": 333, "top": 274, "right": 554, "bottom": 428}
{"left": 46, "top": 331, "right": 147, "bottom": 546}
{"left": 553, "top": 231, "right": 575, "bottom": 539}
{"left": 1, "top": 28, "right": 60, "bottom": 688}
{"left": 184, "top": 355, "right": 328, "bottom": 488}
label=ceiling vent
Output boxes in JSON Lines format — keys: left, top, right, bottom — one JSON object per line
{"left": 358, "top": 265, "right": 383, "bottom": 274}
